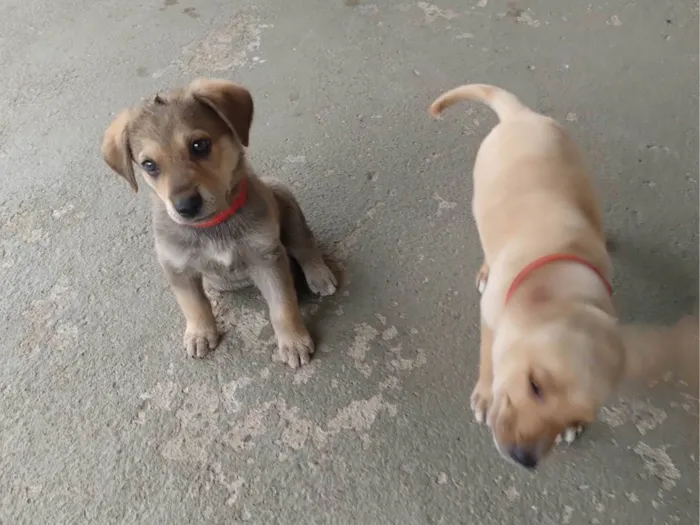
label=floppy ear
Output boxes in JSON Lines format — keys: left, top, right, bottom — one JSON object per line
{"left": 101, "top": 109, "right": 137, "bottom": 192}
{"left": 189, "top": 78, "right": 254, "bottom": 147}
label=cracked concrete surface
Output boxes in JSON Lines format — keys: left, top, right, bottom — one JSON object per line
{"left": 0, "top": 0, "right": 698, "bottom": 524}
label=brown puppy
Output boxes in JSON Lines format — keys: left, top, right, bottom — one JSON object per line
{"left": 429, "top": 84, "right": 622, "bottom": 468}
{"left": 102, "top": 79, "right": 337, "bottom": 368}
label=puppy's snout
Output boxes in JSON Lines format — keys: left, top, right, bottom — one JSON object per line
{"left": 509, "top": 445, "right": 538, "bottom": 470}
{"left": 173, "top": 192, "right": 203, "bottom": 218}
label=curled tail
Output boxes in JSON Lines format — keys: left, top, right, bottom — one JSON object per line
{"left": 428, "top": 83, "right": 529, "bottom": 122}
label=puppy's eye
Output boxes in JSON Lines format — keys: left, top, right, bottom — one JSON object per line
{"left": 191, "top": 138, "right": 211, "bottom": 158}
{"left": 141, "top": 159, "right": 159, "bottom": 175}
{"left": 529, "top": 376, "right": 543, "bottom": 400}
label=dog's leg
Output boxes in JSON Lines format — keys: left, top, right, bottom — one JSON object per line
{"left": 164, "top": 266, "right": 220, "bottom": 358}
{"left": 471, "top": 262, "right": 494, "bottom": 423}
{"left": 269, "top": 181, "right": 337, "bottom": 296}
{"left": 250, "top": 247, "right": 314, "bottom": 368}
{"left": 471, "top": 316, "right": 494, "bottom": 424}
{"left": 475, "top": 262, "right": 489, "bottom": 294}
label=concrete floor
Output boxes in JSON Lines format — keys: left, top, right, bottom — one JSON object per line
{"left": 1, "top": 0, "right": 698, "bottom": 524}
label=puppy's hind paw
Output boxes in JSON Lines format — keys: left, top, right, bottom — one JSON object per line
{"left": 304, "top": 261, "right": 338, "bottom": 297}
{"left": 555, "top": 425, "right": 584, "bottom": 445}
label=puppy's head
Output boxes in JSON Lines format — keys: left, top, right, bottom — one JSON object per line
{"left": 101, "top": 79, "right": 254, "bottom": 225}
{"left": 488, "top": 305, "right": 623, "bottom": 469}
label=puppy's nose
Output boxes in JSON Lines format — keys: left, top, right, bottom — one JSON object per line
{"left": 509, "top": 446, "right": 538, "bottom": 470}
{"left": 173, "top": 193, "right": 203, "bottom": 218}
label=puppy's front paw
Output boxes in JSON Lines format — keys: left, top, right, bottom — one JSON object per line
{"left": 184, "top": 323, "right": 220, "bottom": 358}
{"left": 277, "top": 329, "right": 315, "bottom": 369}
{"left": 555, "top": 425, "right": 584, "bottom": 445}
{"left": 304, "top": 262, "right": 338, "bottom": 297}
{"left": 470, "top": 380, "right": 493, "bottom": 424}
{"left": 475, "top": 263, "right": 489, "bottom": 295}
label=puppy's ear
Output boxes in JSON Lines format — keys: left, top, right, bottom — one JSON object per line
{"left": 101, "top": 110, "right": 137, "bottom": 192}
{"left": 189, "top": 79, "right": 254, "bottom": 147}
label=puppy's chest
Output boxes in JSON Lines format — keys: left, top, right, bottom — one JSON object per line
{"left": 192, "top": 239, "right": 249, "bottom": 277}
{"left": 165, "top": 231, "right": 277, "bottom": 276}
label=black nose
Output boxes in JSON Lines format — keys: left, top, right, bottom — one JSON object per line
{"left": 509, "top": 446, "right": 538, "bottom": 469}
{"left": 173, "top": 193, "right": 203, "bottom": 218}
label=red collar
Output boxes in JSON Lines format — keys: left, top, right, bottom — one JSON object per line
{"left": 505, "top": 253, "right": 613, "bottom": 303}
{"left": 192, "top": 179, "right": 248, "bottom": 229}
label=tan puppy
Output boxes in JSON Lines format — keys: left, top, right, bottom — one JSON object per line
{"left": 429, "top": 84, "right": 622, "bottom": 468}
{"left": 102, "top": 79, "right": 337, "bottom": 368}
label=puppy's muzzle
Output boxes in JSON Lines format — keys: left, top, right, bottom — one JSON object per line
{"left": 509, "top": 445, "right": 539, "bottom": 470}
{"left": 173, "top": 192, "right": 203, "bottom": 219}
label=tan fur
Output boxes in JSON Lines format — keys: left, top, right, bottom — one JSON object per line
{"left": 429, "top": 83, "right": 695, "bottom": 467}
{"left": 101, "top": 79, "right": 337, "bottom": 367}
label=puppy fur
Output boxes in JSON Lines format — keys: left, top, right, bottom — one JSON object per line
{"left": 430, "top": 84, "right": 627, "bottom": 468}
{"left": 102, "top": 79, "right": 337, "bottom": 368}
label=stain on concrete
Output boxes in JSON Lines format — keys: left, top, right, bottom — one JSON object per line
{"left": 433, "top": 192, "right": 457, "bottom": 216}
{"left": 20, "top": 281, "right": 80, "bottom": 352}
{"left": 141, "top": 380, "right": 180, "bottom": 411}
{"left": 183, "top": 7, "right": 199, "bottom": 19}
{"left": 221, "top": 376, "right": 253, "bottom": 413}
{"left": 348, "top": 323, "right": 379, "bottom": 377}
{"left": 599, "top": 399, "right": 667, "bottom": 435}
{"left": 381, "top": 325, "right": 398, "bottom": 340}
{"left": 162, "top": 384, "right": 220, "bottom": 463}
{"left": 633, "top": 442, "right": 681, "bottom": 490}
{"left": 179, "top": 12, "right": 272, "bottom": 73}
{"left": 326, "top": 394, "right": 397, "bottom": 435}
{"left": 292, "top": 363, "right": 316, "bottom": 385}
{"left": 416, "top": 2, "right": 458, "bottom": 24}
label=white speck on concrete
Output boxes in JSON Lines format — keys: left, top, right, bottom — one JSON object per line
{"left": 562, "top": 505, "right": 574, "bottom": 524}
{"left": 608, "top": 15, "right": 623, "bottom": 27}
{"left": 503, "top": 486, "right": 520, "bottom": 501}
{"left": 516, "top": 10, "right": 541, "bottom": 28}
{"left": 433, "top": 192, "right": 457, "bottom": 216}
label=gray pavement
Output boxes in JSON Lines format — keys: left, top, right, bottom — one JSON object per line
{"left": 1, "top": 1, "right": 698, "bottom": 524}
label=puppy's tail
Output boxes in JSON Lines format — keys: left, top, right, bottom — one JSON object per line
{"left": 428, "top": 84, "right": 529, "bottom": 122}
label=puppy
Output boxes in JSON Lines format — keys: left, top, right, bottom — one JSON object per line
{"left": 102, "top": 79, "right": 337, "bottom": 368}
{"left": 429, "top": 84, "right": 622, "bottom": 468}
